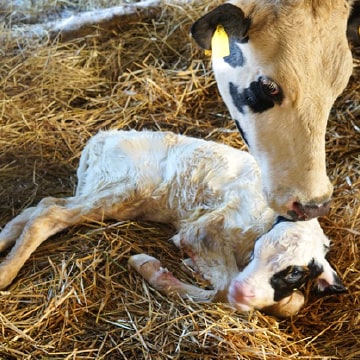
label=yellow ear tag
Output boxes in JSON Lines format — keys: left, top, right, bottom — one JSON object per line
{"left": 211, "top": 25, "right": 230, "bottom": 59}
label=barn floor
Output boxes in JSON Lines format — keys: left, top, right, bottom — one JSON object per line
{"left": 0, "top": 1, "right": 359, "bottom": 359}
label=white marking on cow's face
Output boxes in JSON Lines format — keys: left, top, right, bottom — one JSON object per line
{"left": 192, "top": 1, "right": 353, "bottom": 217}
{"left": 228, "top": 219, "right": 342, "bottom": 311}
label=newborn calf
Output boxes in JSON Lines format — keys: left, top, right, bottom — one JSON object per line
{"left": 0, "top": 130, "right": 345, "bottom": 317}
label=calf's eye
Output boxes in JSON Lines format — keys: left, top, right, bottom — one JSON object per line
{"left": 285, "top": 268, "right": 304, "bottom": 283}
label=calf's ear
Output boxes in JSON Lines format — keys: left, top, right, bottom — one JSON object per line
{"left": 314, "top": 262, "right": 347, "bottom": 296}
{"left": 191, "top": 3, "right": 250, "bottom": 50}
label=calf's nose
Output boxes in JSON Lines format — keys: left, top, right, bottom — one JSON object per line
{"left": 228, "top": 281, "right": 255, "bottom": 311}
{"left": 287, "top": 200, "right": 331, "bottom": 220}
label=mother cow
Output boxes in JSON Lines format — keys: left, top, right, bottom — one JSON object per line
{"left": 191, "top": 0, "right": 354, "bottom": 220}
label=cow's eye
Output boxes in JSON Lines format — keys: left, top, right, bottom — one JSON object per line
{"left": 260, "top": 76, "right": 280, "bottom": 96}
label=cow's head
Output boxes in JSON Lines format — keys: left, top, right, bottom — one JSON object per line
{"left": 228, "top": 218, "right": 346, "bottom": 316}
{"left": 191, "top": 1, "right": 353, "bottom": 219}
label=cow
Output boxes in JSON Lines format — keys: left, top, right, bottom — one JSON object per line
{"left": 0, "top": 130, "right": 345, "bottom": 317}
{"left": 191, "top": 1, "right": 354, "bottom": 220}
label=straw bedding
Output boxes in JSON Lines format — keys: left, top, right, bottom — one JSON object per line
{"left": 0, "top": 1, "right": 359, "bottom": 359}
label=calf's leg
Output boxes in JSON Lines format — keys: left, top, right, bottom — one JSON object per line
{"left": 0, "top": 188, "right": 144, "bottom": 290}
{"left": 0, "top": 207, "right": 37, "bottom": 253}
{"left": 129, "top": 254, "right": 217, "bottom": 302}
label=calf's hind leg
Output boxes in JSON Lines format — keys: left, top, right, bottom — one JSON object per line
{"left": 0, "top": 207, "right": 37, "bottom": 253}
{"left": 0, "top": 191, "right": 140, "bottom": 290}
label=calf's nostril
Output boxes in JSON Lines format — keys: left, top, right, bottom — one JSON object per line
{"left": 228, "top": 281, "right": 255, "bottom": 305}
{"left": 288, "top": 201, "right": 331, "bottom": 220}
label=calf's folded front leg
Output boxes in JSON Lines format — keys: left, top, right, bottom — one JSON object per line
{"left": 129, "top": 254, "right": 218, "bottom": 302}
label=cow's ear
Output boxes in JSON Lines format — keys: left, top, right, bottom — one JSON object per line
{"left": 314, "top": 262, "right": 347, "bottom": 296}
{"left": 347, "top": 2, "right": 360, "bottom": 46}
{"left": 191, "top": 3, "right": 250, "bottom": 50}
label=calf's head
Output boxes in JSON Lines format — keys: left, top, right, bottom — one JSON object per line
{"left": 228, "top": 218, "right": 346, "bottom": 316}
{"left": 191, "top": 1, "right": 353, "bottom": 219}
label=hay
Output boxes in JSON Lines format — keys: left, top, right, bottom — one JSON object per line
{"left": 0, "top": 1, "right": 359, "bottom": 359}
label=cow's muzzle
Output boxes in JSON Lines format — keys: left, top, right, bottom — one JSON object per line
{"left": 287, "top": 201, "right": 331, "bottom": 220}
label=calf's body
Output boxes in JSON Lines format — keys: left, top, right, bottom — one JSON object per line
{"left": 0, "top": 130, "right": 345, "bottom": 316}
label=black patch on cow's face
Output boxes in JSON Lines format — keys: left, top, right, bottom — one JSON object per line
{"left": 234, "top": 119, "right": 249, "bottom": 146}
{"left": 230, "top": 82, "right": 245, "bottom": 114}
{"left": 270, "top": 264, "right": 311, "bottom": 301}
{"left": 224, "top": 40, "right": 245, "bottom": 68}
{"left": 229, "top": 77, "right": 284, "bottom": 114}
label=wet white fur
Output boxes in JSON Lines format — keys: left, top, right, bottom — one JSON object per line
{"left": 0, "top": 130, "right": 340, "bottom": 313}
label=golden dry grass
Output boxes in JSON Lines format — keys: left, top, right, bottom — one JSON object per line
{"left": 0, "top": 2, "right": 359, "bottom": 359}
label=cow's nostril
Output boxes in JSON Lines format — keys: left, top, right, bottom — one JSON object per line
{"left": 288, "top": 201, "right": 331, "bottom": 220}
